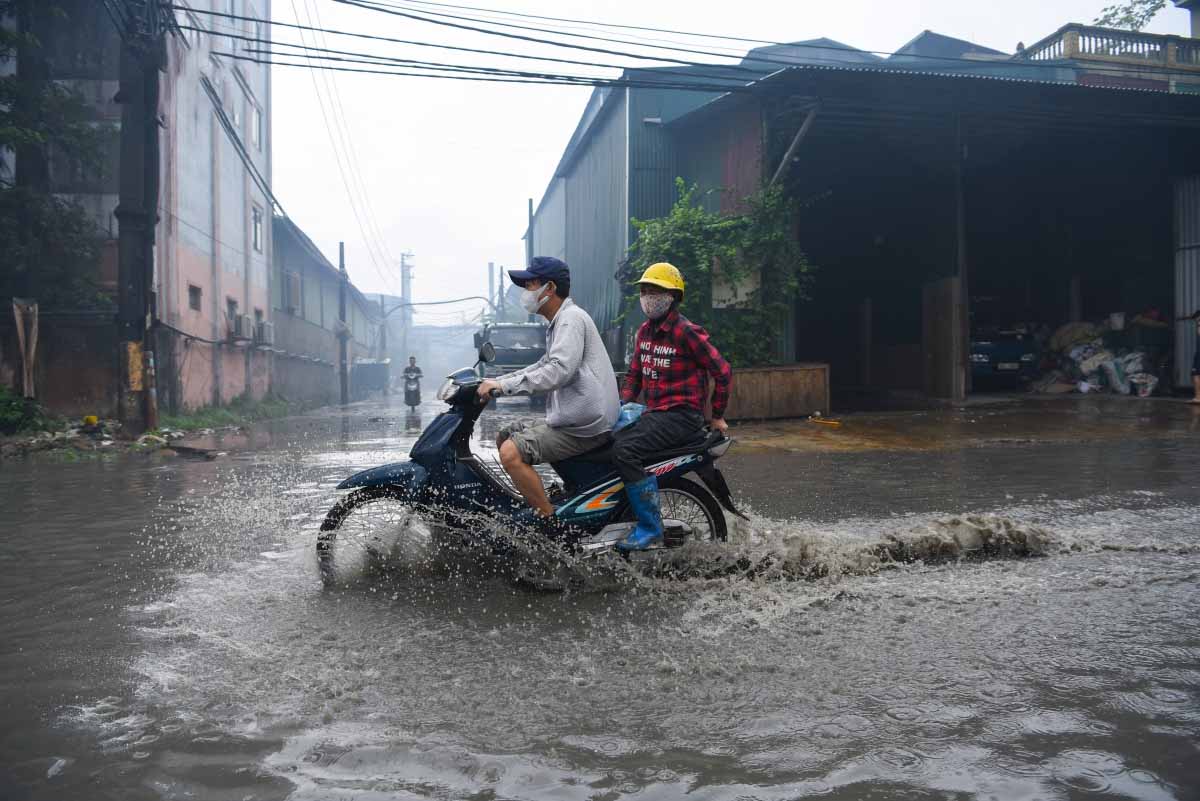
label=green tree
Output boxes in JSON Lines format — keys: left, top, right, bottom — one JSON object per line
{"left": 622, "top": 180, "right": 815, "bottom": 367}
{"left": 1094, "top": 0, "right": 1168, "bottom": 30}
{"left": 0, "top": 0, "right": 112, "bottom": 309}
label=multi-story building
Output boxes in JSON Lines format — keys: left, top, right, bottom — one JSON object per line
{"left": 156, "top": 0, "right": 274, "bottom": 411}
{"left": 0, "top": 0, "right": 275, "bottom": 415}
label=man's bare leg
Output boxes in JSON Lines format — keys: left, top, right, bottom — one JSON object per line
{"left": 499, "top": 440, "right": 554, "bottom": 516}
{"left": 1191, "top": 374, "right": 1200, "bottom": 404}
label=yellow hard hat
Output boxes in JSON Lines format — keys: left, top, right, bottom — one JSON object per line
{"left": 636, "top": 262, "right": 686, "bottom": 296}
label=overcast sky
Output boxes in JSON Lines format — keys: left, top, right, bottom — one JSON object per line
{"left": 268, "top": 0, "right": 1193, "bottom": 325}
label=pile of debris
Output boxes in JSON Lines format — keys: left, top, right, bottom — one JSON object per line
{"left": 1029, "top": 313, "right": 1169, "bottom": 397}
{"left": 1, "top": 415, "right": 194, "bottom": 459}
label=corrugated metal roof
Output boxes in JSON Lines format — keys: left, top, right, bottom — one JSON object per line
{"left": 668, "top": 61, "right": 1200, "bottom": 131}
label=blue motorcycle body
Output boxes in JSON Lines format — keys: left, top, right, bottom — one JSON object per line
{"left": 325, "top": 367, "right": 742, "bottom": 554}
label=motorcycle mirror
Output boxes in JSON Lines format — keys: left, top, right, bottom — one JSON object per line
{"left": 479, "top": 341, "right": 496, "bottom": 364}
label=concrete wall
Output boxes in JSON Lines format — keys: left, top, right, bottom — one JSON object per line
{"left": 0, "top": 313, "right": 119, "bottom": 418}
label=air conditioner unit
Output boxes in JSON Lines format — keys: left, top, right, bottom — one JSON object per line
{"left": 255, "top": 320, "right": 274, "bottom": 346}
{"left": 230, "top": 314, "right": 254, "bottom": 342}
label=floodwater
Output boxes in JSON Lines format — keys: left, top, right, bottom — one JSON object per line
{"left": 2, "top": 397, "right": 1200, "bottom": 800}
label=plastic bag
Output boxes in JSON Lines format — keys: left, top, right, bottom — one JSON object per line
{"left": 615, "top": 402, "right": 645, "bottom": 432}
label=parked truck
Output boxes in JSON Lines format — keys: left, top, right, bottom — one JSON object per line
{"left": 474, "top": 322, "right": 547, "bottom": 379}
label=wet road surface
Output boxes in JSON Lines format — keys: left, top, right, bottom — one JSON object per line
{"left": 2, "top": 396, "right": 1200, "bottom": 800}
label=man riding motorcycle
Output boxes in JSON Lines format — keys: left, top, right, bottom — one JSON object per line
{"left": 403, "top": 356, "right": 423, "bottom": 410}
{"left": 615, "top": 262, "right": 733, "bottom": 551}
{"left": 476, "top": 257, "right": 619, "bottom": 532}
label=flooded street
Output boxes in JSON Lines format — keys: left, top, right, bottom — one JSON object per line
{"left": 3, "top": 398, "right": 1200, "bottom": 800}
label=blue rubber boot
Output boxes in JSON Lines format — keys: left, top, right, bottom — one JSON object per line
{"left": 618, "top": 475, "right": 664, "bottom": 552}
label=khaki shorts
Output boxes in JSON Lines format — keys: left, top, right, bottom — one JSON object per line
{"left": 498, "top": 420, "right": 610, "bottom": 465}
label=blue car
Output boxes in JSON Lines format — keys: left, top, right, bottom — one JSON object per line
{"left": 971, "top": 328, "right": 1039, "bottom": 385}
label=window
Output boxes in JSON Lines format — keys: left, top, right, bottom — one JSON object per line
{"left": 254, "top": 308, "right": 264, "bottom": 326}
{"left": 227, "top": 298, "right": 239, "bottom": 323}
{"left": 188, "top": 284, "right": 203, "bottom": 312}
{"left": 251, "top": 105, "right": 262, "bottom": 150}
{"left": 252, "top": 205, "right": 263, "bottom": 252}
{"left": 232, "top": 101, "right": 242, "bottom": 129}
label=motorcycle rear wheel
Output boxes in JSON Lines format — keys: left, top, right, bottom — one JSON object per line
{"left": 624, "top": 475, "right": 727, "bottom": 543}
{"left": 317, "top": 488, "right": 438, "bottom": 587}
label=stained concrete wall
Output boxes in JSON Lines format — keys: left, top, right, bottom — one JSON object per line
{"left": 0, "top": 313, "right": 119, "bottom": 418}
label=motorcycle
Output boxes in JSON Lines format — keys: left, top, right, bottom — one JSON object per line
{"left": 404, "top": 373, "right": 421, "bottom": 410}
{"left": 317, "top": 343, "right": 744, "bottom": 586}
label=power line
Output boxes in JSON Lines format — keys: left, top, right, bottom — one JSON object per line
{"left": 288, "top": 0, "right": 396, "bottom": 295}
{"left": 215, "top": 51, "right": 751, "bottom": 92}
{"left": 395, "top": 0, "right": 777, "bottom": 47}
{"left": 239, "top": 44, "right": 746, "bottom": 87}
{"left": 330, "top": 0, "right": 764, "bottom": 75}
{"left": 301, "top": 0, "right": 402, "bottom": 294}
{"left": 367, "top": 0, "right": 755, "bottom": 56}
{"left": 188, "top": 24, "right": 748, "bottom": 87}
{"left": 200, "top": 75, "right": 282, "bottom": 214}
{"left": 177, "top": 6, "right": 744, "bottom": 78}
{"left": 338, "top": 0, "right": 1200, "bottom": 81}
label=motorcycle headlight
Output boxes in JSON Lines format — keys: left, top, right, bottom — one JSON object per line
{"left": 437, "top": 378, "right": 457, "bottom": 402}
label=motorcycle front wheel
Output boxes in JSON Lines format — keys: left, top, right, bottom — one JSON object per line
{"left": 316, "top": 488, "right": 440, "bottom": 587}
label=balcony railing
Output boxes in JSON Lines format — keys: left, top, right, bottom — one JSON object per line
{"left": 1019, "top": 24, "right": 1200, "bottom": 71}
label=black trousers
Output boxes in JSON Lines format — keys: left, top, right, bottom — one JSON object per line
{"left": 612, "top": 407, "right": 706, "bottom": 485}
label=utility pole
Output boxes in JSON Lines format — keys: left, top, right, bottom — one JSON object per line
{"left": 114, "top": 0, "right": 165, "bottom": 433}
{"left": 487, "top": 262, "right": 495, "bottom": 321}
{"left": 338, "top": 241, "right": 349, "bottom": 405}
{"left": 399, "top": 251, "right": 414, "bottom": 362}
{"left": 497, "top": 263, "right": 506, "bottom": 321}
{"left": 379, "top": 293, "right": 389, "bottom": 396}
{"left": 378, "top": 293, "right": 388, "bottom": 358}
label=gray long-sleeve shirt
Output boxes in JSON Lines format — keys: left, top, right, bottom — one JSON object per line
{"left": 497, "top": 299, "right": 619, "bottom": 438}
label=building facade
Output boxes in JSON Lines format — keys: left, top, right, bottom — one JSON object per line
{"left": 525, "top": 9, "right": 1200, "bottom": 398}
{"left": 271, "top": 216, "right": 383, "bottom": 406}
{"left": 156, "top": 0, "right": 274, "bottom": 411}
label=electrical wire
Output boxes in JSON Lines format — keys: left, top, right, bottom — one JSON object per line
{"left": 339, "top": 0, "right": 1200, "bottom": 81}
{"left": 306, "top": 0, "right": 404, "bottom": 294}
{"left": 332, "top": 0, "right": 765, "bottom": 76}
{"left": 214, "top": 51, "right": 752, "bottom": 92}
{"left": 200, "top": 75, "right": 284, "bottom": 214}
{"left": 364, "top": 0, "right": 754, "bottom": 56}
{"left": 176, "top": 7, "right": 743, "bottom": 79}
{"left": 238, "top": 43, "right": 746, "bottom": 86}
{"left": 289, "top": 0, "right": 397, "bottom": 295}
{"left": 186, "top": 24, "right": 748, "bottom": 86}
{"left": 394, "top": 0, "right": 778, "bottom": 47}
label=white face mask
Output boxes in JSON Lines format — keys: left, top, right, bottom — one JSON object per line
{"left": 640, "top": 293, "right": 674, "bottom": 320}
{"left": 520, "top": 283, "right": 552, "bottom": 314}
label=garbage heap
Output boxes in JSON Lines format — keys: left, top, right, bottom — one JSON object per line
{"left": 1029, "top": 312, "right": 1170, "bottom": 397}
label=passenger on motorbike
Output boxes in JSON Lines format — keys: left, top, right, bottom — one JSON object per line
{"left": 476, "top": 257, "right": 619, "bottom": 530}
{"left": 615, "top": 262, "right": 733, "bottom": 551}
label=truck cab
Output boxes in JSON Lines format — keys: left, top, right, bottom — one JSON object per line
{"left": 474, "top": 322, "right": 548, "bottom": 378}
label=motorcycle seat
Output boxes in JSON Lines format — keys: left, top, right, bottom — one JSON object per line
{"left": 555, "top": 430, "right": 724, "bottom": 468}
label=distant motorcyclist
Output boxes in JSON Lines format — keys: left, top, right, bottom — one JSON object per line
{"left": 403, "top": 357, "right": 423, "bottom": 410}
{"left": 615, "top": 263, "right": 733, "bottom": 551}
{"left": 477, "top": 257, "right": 619, "bottom": 528}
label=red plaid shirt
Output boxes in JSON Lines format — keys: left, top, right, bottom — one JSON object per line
{"left": 621, "top": 310, "right": 733, "bottom": 418}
